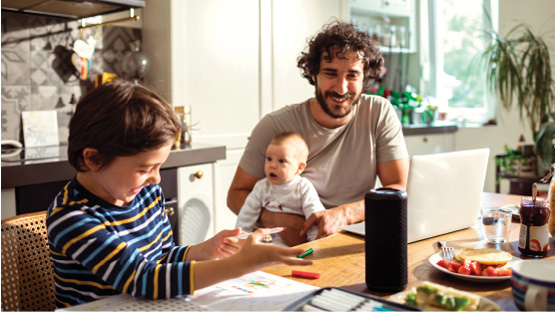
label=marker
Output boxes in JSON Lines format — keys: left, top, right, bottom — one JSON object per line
{"left": 297, "top": 248, "right": 314, "bottom": 258}
{"left": 292, "top": 270, "right": 320, "bottom": 279}
{"left": 230, "top": 227, "right": 286, "bottom": 239}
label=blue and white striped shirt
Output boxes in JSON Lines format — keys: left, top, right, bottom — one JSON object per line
{"left": 47, "top": 178, "right": 194, "bottom": 308}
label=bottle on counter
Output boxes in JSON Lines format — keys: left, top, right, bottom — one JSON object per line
{"left": 519, "top": 193, "right": 550, "bottom": 258}
{"left": 174, "top": 105, "right": 192, "bottom": 146}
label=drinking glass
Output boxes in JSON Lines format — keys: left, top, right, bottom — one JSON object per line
{"left": 481, "top": 207, "right": 512, "bottom": 243}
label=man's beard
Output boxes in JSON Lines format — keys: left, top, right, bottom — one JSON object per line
{"left": 315, "top": 86, "right": 360, "bottom": 119}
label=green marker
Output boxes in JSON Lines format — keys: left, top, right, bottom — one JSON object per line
{"left": 297, "top": 248, "right": 314, "bottom": 258}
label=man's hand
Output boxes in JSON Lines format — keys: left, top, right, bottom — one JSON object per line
{"left": 301, "top": 200, "right": 364, "bottom": 239}
{"left": 259, "top": 209, "right": 307, "bottom": 246}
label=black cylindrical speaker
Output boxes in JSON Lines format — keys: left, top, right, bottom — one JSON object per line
{"left": 365, "top": 187, "right": 407, "bottom": 292}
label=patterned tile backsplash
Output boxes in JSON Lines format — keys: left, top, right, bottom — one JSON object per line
{"left": 1, "top": 12, "right": 141, "bottom": 144}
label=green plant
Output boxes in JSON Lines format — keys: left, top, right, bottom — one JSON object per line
{"left": 481, "top": 21, "right": 555, "bottom": 174}
{"left": 535, "top": 112, "right": 555, "bottom": 172}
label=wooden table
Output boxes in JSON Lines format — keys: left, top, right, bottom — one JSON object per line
{"left": 262, "top": 192, "right": 555, "bottom": 311}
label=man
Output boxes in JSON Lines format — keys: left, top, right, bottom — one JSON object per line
{"left": 227, "top": 21, "right": 409, "bottom": 246}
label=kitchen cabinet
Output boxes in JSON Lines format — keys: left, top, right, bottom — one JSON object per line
{"left": 349, "top": 0, "right": 416, "bottom": 53}
{"left": 404, "top": 133, "right": 455, "bottom": 156}
{"left": 177, "top": 163, "right": 215, "bottom": 246}
{"left": 213, "top": 149, "right": 243, "bottom": 232}
{"left": 351, "top": 0, "right": 412, "bottom": 15}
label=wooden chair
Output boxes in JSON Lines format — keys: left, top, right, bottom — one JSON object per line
{"left": 1, "top": 211, "right": 56, "bottom": 311}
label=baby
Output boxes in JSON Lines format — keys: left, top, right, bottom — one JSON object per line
{"left": 235, "top": 132, "right": 325, "bottom": 246}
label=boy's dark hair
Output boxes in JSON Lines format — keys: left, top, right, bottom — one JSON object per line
{"left": 297, "top": 21, "right": 383, "bottom": 92}
{"left": 68, "top": 80, "right": 181, "bottom": 172}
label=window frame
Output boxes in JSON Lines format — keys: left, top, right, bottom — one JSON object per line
{"left": 421, "top": 0, "right": 499, "bottom": 125}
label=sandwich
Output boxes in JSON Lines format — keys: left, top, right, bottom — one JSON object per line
{"left": 404, "top": 281, "right": 480, "bottom": 311}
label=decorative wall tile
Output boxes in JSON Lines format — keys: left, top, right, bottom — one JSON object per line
{"left": 1, "top": 86, "right": 31, "bottom": 141}
{"left": 102, "top": 27, "right": 141, "bottom": 76}
{"left": 1, "top": 14, "right": 31, "bottom": 86}
{"left": 1, "top": 11, "right": 142, "bottom": 145}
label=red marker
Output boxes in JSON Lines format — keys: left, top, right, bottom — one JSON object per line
{"left": 292, "top": 270, "right": 320, "bottom": 279}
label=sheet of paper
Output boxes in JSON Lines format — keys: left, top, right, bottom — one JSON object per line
{"left": 57, "top": 271, "right": 318, "bottom": 311}
{"left": 192, "top": 270, "right": 318, "bottom": 311}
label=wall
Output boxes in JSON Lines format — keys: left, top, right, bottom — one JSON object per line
{"left": 1, "top": 12, "right": 141, "bottom": 145}
{"left": 454, "top": 0, "right": 555, "bottom": 193}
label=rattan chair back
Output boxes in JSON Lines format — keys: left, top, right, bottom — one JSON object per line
{"left": 1, "top": 211, "right": 56, "bottom": 311}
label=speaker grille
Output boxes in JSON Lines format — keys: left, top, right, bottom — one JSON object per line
{"left": 365, "top": 189, "right": 407, "bottom": 292}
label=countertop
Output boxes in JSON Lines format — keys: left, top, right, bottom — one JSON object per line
{"left": 1, "top": 143, "right": 226, "bottom": 189}
{"left": 402, "top": 121, "right": 458, "bottom": 135}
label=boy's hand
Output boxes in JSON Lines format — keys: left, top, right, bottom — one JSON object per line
{"left": 234, "top": 228, "right": 313, "bottom": 271}
{"left": 259, "top": 209, "right": 307, "bottom": 246}
{"left": 210, "top": 228, "right": 245, "bottom": 259}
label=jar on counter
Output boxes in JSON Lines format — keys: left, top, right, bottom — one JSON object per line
{"left": 518, "top": 196, "right": 551, "bottom": 258}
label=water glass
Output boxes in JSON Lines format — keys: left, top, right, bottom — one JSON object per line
{"left": 481, "top": 207, "right": 512, "bottom": 243}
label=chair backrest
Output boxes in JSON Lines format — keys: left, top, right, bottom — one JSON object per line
{"left": 1, "top": 211, "right": 56, "bottom": 311}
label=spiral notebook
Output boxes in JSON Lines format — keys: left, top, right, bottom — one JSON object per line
{"left": 341, "top": 148, "right": 490, "bottom": 243}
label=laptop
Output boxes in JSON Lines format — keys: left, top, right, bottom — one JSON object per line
{"left": 341, "top": 148, "right": 490, "bottom": 243}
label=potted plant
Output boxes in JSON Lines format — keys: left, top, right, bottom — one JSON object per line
{"left": 482, "top": 21, "right": 555, "bottom": 175}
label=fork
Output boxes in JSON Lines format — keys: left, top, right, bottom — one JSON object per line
{"left": 438, "top": 240, "right": 455, "bottom": 261}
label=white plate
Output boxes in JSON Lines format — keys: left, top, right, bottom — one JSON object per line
{"left": 429, "top": 251, "right": 520, "bottom": 282}
{"left": 389, "top": 287, "right": 503, "bottom": 311}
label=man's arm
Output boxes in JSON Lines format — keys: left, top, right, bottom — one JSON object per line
{"left": 377, "top": 158, "right": 409, "bottom": 190}
{"left": 227, "top": 166, "right": 260, "bottom": 215}
{"left": 301, "top": 158, "right": 410, "bottom": 239}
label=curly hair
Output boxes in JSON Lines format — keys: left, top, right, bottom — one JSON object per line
{"left": 68, "top": 79, "right": 181, "bottom": 172}
{"left": 297, "top": 21, "right": 383, "bottom": 92}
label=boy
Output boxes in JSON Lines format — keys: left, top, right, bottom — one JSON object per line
{"left": 46, "top": 80, "right": 311, "bottom": 308}
{"left": 235, "top": 132, "right": 325, "bottom": 246}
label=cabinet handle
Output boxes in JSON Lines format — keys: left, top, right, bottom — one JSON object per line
{"left": 423, "top": 137, "right": 428, "bottom": 143}
{"left": 194, "top": 170, "right": 203, "bottom": 179}
{"left": 165, "top": 206, "right": 175, "bottom": 216}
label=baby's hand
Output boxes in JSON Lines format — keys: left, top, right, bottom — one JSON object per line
{"left": 210, "top": 228, "right": 245, "bottom": 259}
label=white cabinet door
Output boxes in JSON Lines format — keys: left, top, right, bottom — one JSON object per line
{"left": 177, "top": 163, "right": 215, "bottom": 246}
{"left": 404, "top": 133, "right": 455, "bottom": 156}
{"left": 213, "top": 149, "right": 243, "bottom": 233}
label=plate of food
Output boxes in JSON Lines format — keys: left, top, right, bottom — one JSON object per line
{"left": 429, "top": 248, "right": 519, "bottom": 282}
{"left": 500, "top": 204, "right": 520, "bottom": 221}
{"left": 389, "top": 281, "right": 502, "bottom": 311}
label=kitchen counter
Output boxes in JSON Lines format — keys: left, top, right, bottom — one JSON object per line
{"left": 402, "top": 121, "right": 458, "bottom": 136}
{"left": 1, "top": 143, "right": 226, "bottom": 189}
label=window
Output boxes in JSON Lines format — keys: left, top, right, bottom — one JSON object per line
{"left": 420, "top": 0, "right": 498, "bottom": 125}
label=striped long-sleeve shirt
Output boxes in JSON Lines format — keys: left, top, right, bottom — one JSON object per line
{"left": 47, "top": 178, "right": 195, "bottom": 308}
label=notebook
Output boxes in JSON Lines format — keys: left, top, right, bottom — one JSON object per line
{"left": 341, "top": 148, "right": 490, "bottom": 243}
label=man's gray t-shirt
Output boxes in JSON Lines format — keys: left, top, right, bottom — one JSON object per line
{"left": 240, "top": 95, "right": 408, "bottom": 209}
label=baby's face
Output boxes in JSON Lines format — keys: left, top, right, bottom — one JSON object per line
{"left": 264, "top": 143, "right": 303, "bottom": 185}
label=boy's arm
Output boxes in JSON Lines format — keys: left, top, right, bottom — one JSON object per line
{"left": 192, "top": 229, "right": 311, "bottom": 290}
